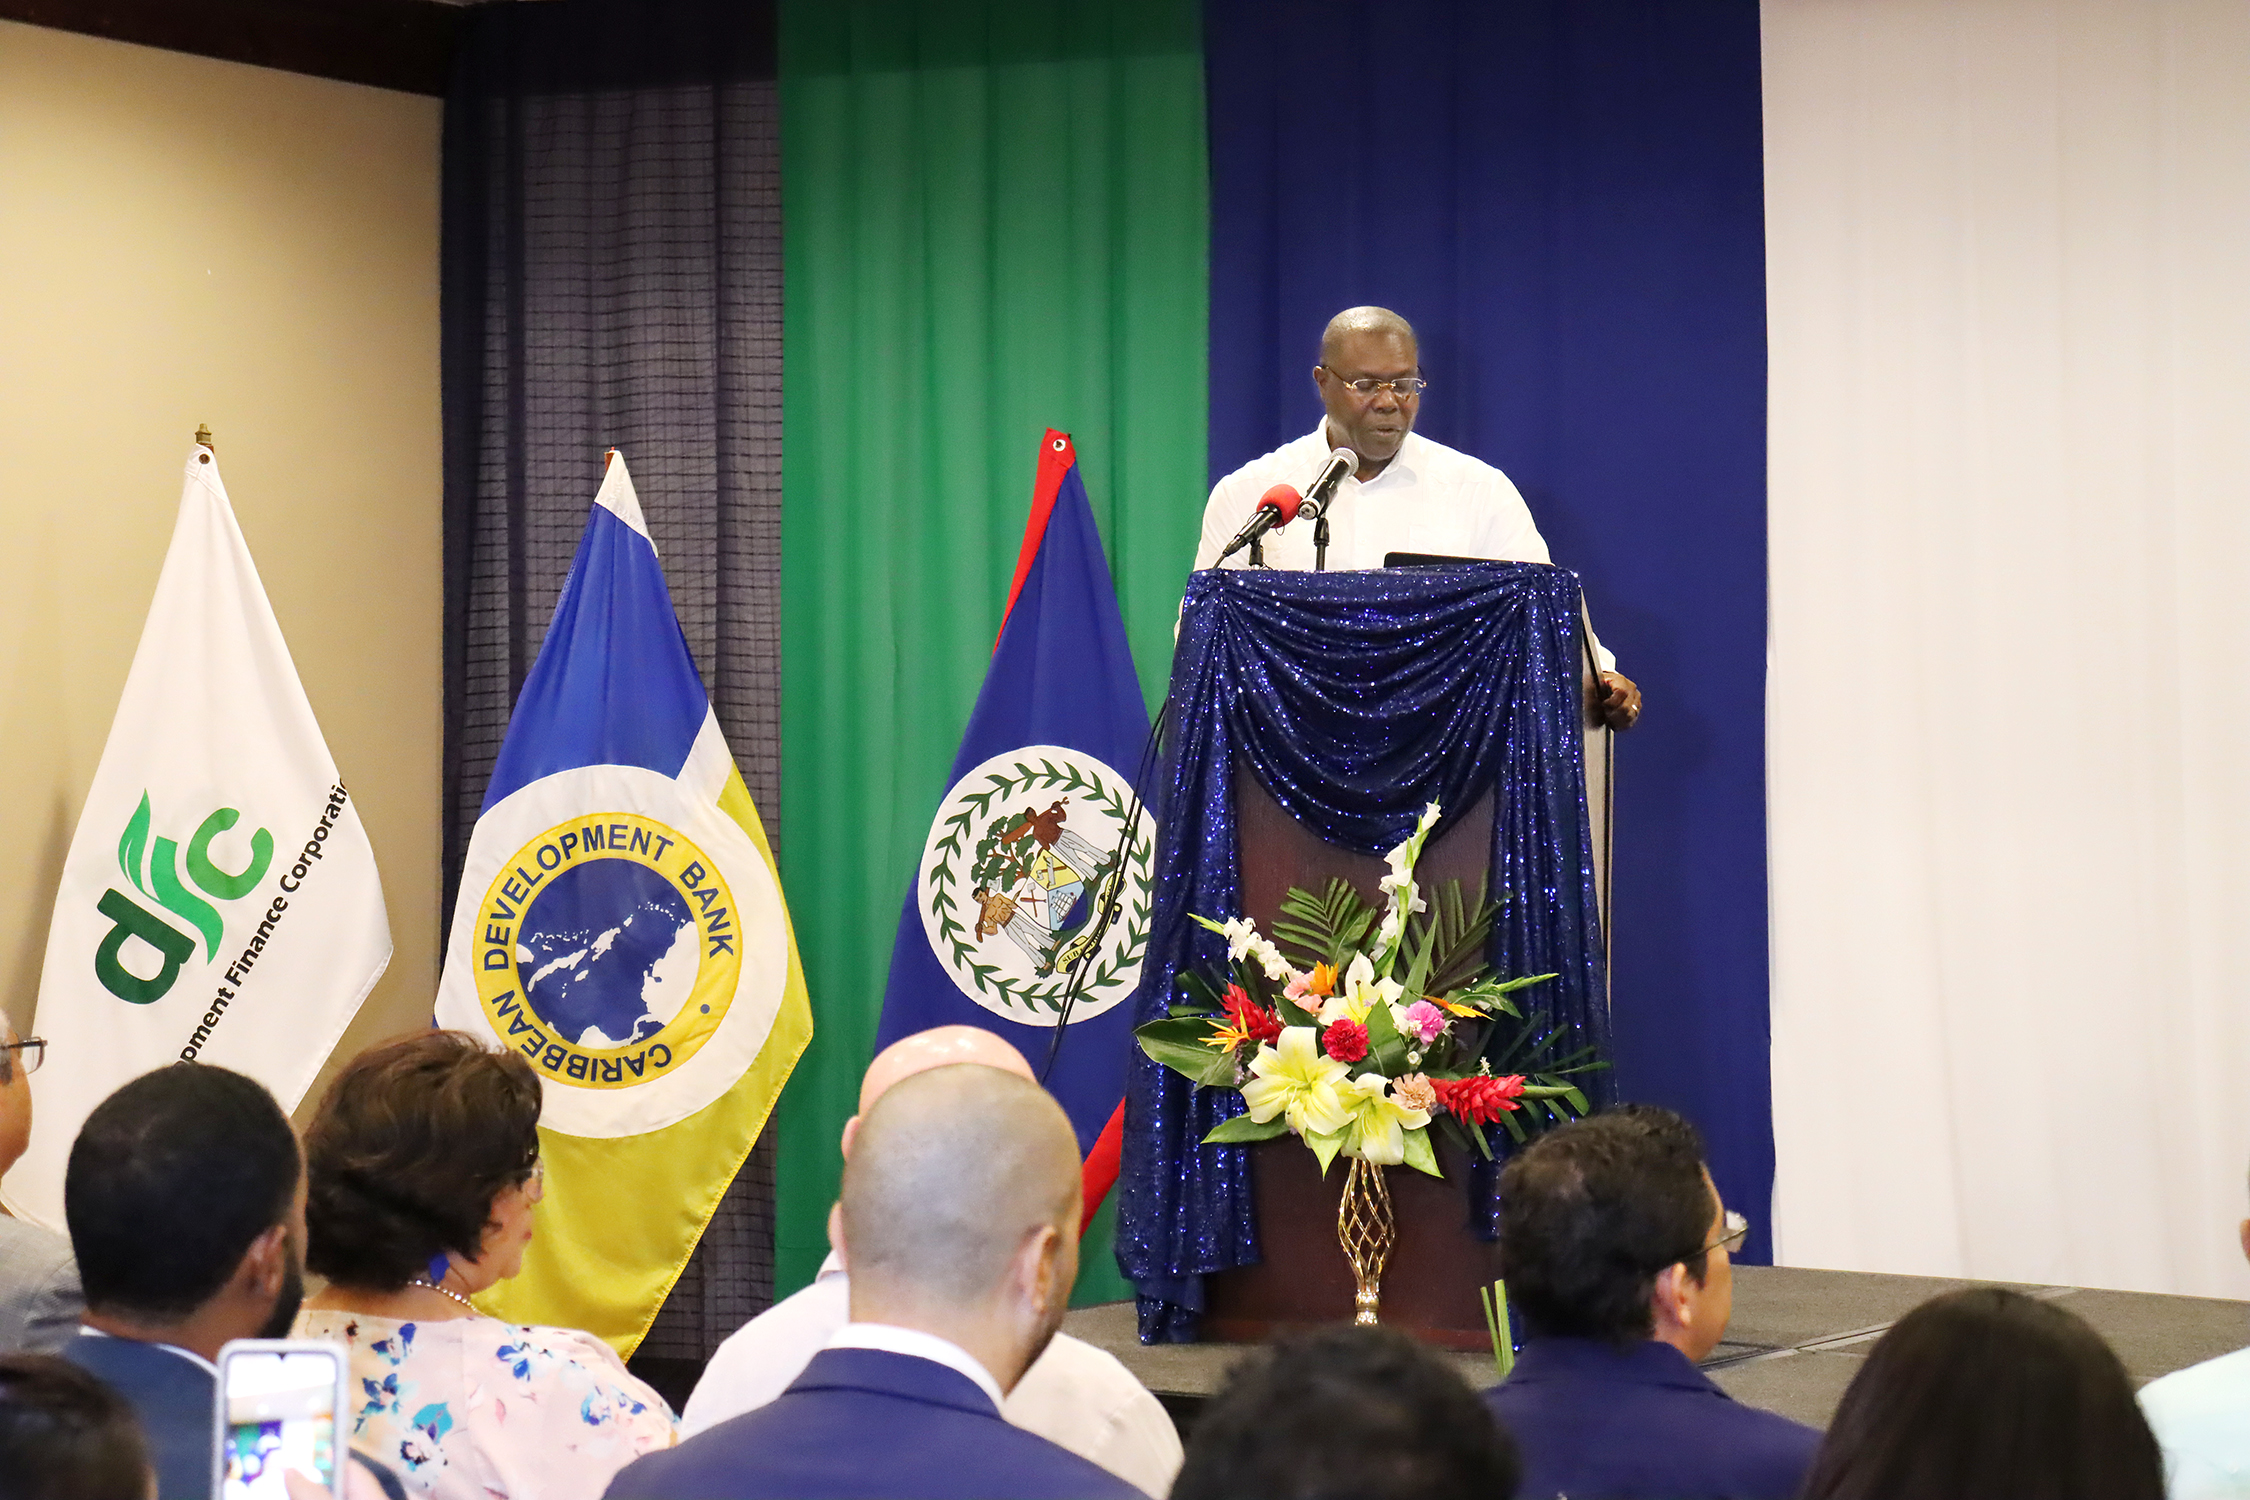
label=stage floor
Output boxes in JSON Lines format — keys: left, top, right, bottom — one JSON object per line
{"left": 1062, "top": 1265, "right": 2250, "bottom": 1433}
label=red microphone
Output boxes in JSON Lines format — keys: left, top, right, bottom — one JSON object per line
{"left": 1258, "top": 483, "right": 1304, "bottom": 524}
{"left": 1218, "top": 484, "right": 1305, "bottom": 561}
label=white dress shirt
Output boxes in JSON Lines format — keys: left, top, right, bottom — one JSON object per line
{"left": 1193, "top": 423, "right": 1615, "bottom": 669}
{"left": 2140, "top": 1345, "right": 2250, "bottom": 1500}
{"left": 1194, "top": 423, "right": 1553, "bottom": 574}
{"left": 680, "top": 1254, "right": 1182, "bottom": 1499}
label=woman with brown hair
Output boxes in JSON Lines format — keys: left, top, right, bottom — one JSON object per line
{"left": 1798, "top": 1286, "right": 2164, "bottom": 1500}
{"left": 294, "top": 1030, "right": 674, "bottom": 1499}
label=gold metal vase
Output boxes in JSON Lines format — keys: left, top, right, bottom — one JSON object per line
{"left": 1336, "top": 1156, "right": 1396, "bottom": 1324}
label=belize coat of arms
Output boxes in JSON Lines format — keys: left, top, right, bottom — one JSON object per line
{"left": 917, "top": 745, "right": 1152, "bottom": 1024}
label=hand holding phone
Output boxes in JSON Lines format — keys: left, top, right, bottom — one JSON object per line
{"left": 216, "top": 1339, "right": 349, "bottom": 1499}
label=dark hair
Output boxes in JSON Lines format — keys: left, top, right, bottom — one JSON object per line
{"left": 1171, "top": 1324, "right": 1519, "bottom": 1500}
{"left": 64, "top": 1063, "right": 299, "bottom": 1320}
{"left": 304, "top": 1030, "right": 542, "bottom": 1290}
{"left": 1801, "top": 1287, "right": 2163, "bottom": 1500}
{"left": 0, "top": 1353, "right": 152, "bottom": 1500}
{"left": 1496, "top": 1104, "right": 1715, "bottom": 1343}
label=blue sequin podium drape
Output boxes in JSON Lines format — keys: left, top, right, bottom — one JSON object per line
{"left": 1116, "top": 563, "right": 1610, "bottom": 1342}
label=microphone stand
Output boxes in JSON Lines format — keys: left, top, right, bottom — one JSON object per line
{"left": 1313, "top": 511, "right": 1329, "bottom": 572}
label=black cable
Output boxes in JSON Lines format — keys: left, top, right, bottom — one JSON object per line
{"left": 1039, "top": 692, "right": 1172, "bottom": 1083}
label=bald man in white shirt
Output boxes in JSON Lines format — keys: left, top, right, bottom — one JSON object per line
{"left": 681, "top": 1027, "right": 1182, "bottom": 1498}
{"left": 1195, "top": 306, "right": 1642, "bottom": 730}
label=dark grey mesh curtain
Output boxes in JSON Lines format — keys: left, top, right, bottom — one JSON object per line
{"left": 441, "top": 0, "right": 781, "bottom": 1398}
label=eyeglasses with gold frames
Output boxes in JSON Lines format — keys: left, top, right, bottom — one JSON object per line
{"left": 1318, "top": 367, "right": 1428, "bottom": 400}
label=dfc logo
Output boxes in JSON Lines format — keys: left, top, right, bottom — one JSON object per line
{"left": 95, "top": 793, "right": 273, "bottom": 1005}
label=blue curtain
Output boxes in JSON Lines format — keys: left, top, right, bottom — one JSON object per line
{"left": 1117, "top": 564, "right": 1608, "bottom": 1340}
{"left": 1203, "top": 0, "right": 1774, "bottom": 1261}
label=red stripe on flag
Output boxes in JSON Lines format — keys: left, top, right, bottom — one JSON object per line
{"left": 1079, "top": 1097, "right": 1127, "bottom": 1236}
{"left": 997, "top": 429, "right": 1076, "bottom": 651}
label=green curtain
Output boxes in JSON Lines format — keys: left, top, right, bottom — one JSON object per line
{"left": 776, "top": 0, "right": 1209, "bottom": 1302}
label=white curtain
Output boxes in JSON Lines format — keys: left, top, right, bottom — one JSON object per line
{"left": 1764, "top": 0, "right": 2250, "bottom": 1296}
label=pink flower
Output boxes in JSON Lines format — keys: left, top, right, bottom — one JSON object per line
{"left": 1401, "top": 1000, "right": 1447, "bottom": 1044}
{"left": 1322, "top": 1019, "right": 1369, "bottom": 1064}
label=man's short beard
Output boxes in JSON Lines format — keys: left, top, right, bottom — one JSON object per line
{"left": 256, "top": 1256, "right": 306, "bottom": 1341}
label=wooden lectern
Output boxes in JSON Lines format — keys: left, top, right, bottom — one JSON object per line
{"left": 1199, "top": 635, "right": 1614, "bottom": 1351}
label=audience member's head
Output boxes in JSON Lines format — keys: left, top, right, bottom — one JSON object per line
{"left": 0, "top": 1014, "right": 38, "bottom": 1179}
{"left": 65, "top": 1062, "right": 302, "bottom": 1354}
{"left": 842, "top": 1024, "right": 1035, "bottom": 1157}
{"left": 0, "top": 1353, "right": 152, "bottom": 1500}
{"left": 1172, "top": 1324, "right": 1519, "bottom": 1500}
{"left": 303, "top": 1029, "right": 543, "bottom": 1296}
{"left": 838, "top": 1063, "right": 1080, "bottom": 1392}
{"left": 1497, "top": 1103, "right": 1737, "bottom": 1359}
{"left": 1801, "top": 1286, "right": 2162, "bottom": 1500}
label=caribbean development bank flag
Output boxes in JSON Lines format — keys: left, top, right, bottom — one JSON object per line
{"left": 435, "top": 454, "right": 810, "bottom": 1355}
{"left": 882, "top": 431, "right": 1153, "bottom": 1285}
{"left": 4, "top": 443, "right": 392, "bottom": 1228}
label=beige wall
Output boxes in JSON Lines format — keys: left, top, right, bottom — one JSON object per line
{"left": 0, "top": 21, "right": 444, "bottom": 1115}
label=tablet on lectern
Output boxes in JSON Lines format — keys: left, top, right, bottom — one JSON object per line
{"left": 1382, "top": 552, "right": 1498, "bottom": 568}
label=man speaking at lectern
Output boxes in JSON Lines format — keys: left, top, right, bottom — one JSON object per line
{"left": 1194, "top": 306, "right": 1642, "bottom": 730}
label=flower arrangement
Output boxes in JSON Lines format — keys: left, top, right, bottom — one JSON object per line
{"left": 1135, "top": 803, "right": 1603, "bottom": 1178}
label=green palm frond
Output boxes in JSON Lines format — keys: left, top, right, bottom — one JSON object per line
{"left": 1408, "top": 876, "right": 1503, "bottom": 997}
{"left": 1271, "top": 878, "right": 1378, "bottom": 969}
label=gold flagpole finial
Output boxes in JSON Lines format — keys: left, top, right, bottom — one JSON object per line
{"left": 194, "top": 424, "right": 214, "bottom": 450}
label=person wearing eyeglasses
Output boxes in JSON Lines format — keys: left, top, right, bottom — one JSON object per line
{"left": 1192, "top": 304, "right": 1641, "bottom": 730}
{"left": 0, "top": 1018, "right": 80, "bottom": 1356}
{"left": 1484, "top": 1104, "right": 1815, "bottom": 1500}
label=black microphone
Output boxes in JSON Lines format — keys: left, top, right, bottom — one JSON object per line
{"left": 1216, "top": 483, "right": 1305, "bottom": 562}
{"left": 1296, "top": 447, "right": 1361, "bottom": 522}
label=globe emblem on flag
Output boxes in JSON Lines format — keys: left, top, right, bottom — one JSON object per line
{"left": 514, "top": 860, "right": 699, "bottom": 1049}
{"left": 471, "top": 811, "right": 743, "bottom": 1092}
{"left": 917, "top": 745, "right": 1153, "bottom": 1024}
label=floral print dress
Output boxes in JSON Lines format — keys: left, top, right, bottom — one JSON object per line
{"left": 296, "top": 1310, "right": 676, "bottom": 1500}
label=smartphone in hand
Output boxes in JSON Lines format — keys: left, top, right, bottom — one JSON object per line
{"left": 214, "top": 1338, "right": 349, "bottom": 1499}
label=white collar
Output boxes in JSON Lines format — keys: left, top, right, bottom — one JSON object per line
{"left": 822, "top": 1321, "right": 1006, "bottom": 1411}
{"left": 1314, "top": 422, "right": 1420, "bottom": 488}
{"left": 815, "top": 1250, "right": 846, "bottom": 1281}
{"left": 75, "top": 1324, "right": 219, "bottom": 1376}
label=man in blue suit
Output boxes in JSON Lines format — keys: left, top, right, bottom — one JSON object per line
{"left": 1484, "top": 1105, "right": 1819, "bottom": 1500}
{"left": 606, "top": 1063, "right": 1143, "bottom": 1500}
{"left": 59, "top": 1064, "right": 308, "bottom": 1500}
{"left": 55, "top": 1064, "right": 405, "bottom": 1500}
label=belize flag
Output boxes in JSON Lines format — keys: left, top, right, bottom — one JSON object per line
{"left": 882, "top": 430, "right": 1154, "bottom": 1278}
{"left": 435, "top": 452, "right": 812, "bottom": 1354}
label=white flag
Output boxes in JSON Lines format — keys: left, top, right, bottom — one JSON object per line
{"left": 3, "top": 444, "right": 392, "bottom": 1228}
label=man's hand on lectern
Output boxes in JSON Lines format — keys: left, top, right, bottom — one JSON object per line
{"left": 1596, "top": 670, "right": 1642, "bottom": 731}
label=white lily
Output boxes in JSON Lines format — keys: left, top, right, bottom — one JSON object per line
{"left": 1320, "top": 953, "right": 1401, "bottom": 1024}
{"left": 1240, "top": 1028, "right": 1351, "bottom": 1138}
{"left": 1334, "top": 1072, "right": 1432, "bottom": 1166}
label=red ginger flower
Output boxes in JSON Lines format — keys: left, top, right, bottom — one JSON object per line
{"left": 1222, "top": 984, "right": 1283, "bottom": 1046}
{"left": 1432, "top": 1074, "right": 1526, "bottom": 1124}
{"left": 1322, "top": 1018, "right": 1370, "bottom": 1064}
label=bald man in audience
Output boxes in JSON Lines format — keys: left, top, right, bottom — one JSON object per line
{"left": 679, "top": 1027, "right": 1180, "bottom": 1496}
{"left": 606, "top": 1064, "right": 1144, "bottom": 1500}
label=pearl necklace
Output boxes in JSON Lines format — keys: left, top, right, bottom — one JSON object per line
{"left": 407, "top": 1278, "right": 478, "bottom": 1312}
